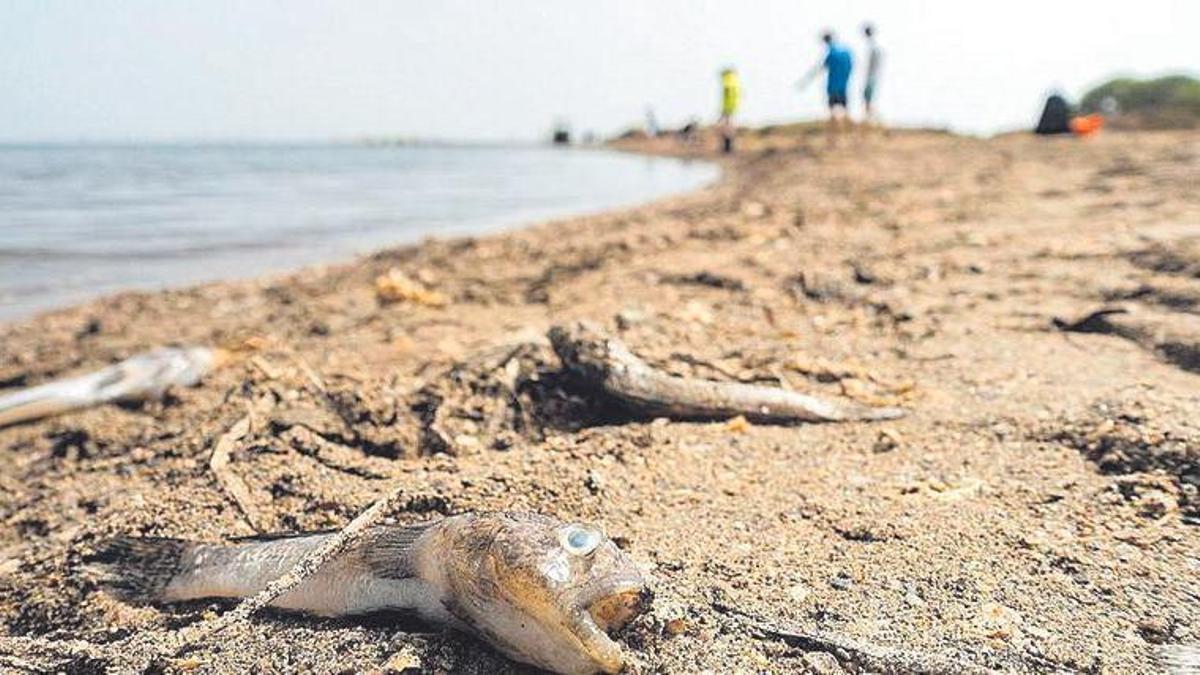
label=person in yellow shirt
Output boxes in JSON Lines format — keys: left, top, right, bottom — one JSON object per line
{"left": 719, "top": 67, "right": 740, "bottom": 153}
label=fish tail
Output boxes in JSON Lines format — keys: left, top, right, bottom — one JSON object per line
{"left": 859, "top": 405, "right": 907, "bottom": 421}
{"left": 1157, "top": 644, "right": 1200, "bottom": 674}
{"left": 84, "top": 537, "right": 192, "bottom": 603}
{"left": 0, "top": 382, "right": 90, "bottom": 427}
{"left": 0, "top": 396, "right": 79, "bottom": 428}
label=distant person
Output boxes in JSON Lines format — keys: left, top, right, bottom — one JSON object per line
{"left": 719, "top": 67, "right": 741, "bottom": 153}
{"left": 1035, "top": 92, "right": 1073, "bottom": 135}
{"left": 798, "top": 31, "right": 854, "bottom": 140}
{"left": 645, "top": 106, "right": 659, "bottom": 137}
{"left": 862, "top": 23, "right": 882, "bottom": 125}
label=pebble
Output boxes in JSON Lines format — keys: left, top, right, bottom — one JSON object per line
{"left": 787, "top": 583, "right": 810, "bottom": 603}
{"left": 649, "top": 598, "right": 691, "bottom": 637}
{"left": 169, "top": 657, "right": 203, "bottom": 671}
{"left": 741, "top": 201, "right": 767, "bottom": 218}
{"left": 977, "top": 601, "right": 1023, "bottom": 639}
{"left": 724, "top": 416, "right": 751, "bottom": 434}
{"left": 616, "top": 307, "right": 648, "bottom": 329}
{"left": 383, "top": 646, "right": 423, "bottom": 672}
{"left": 800, "top": 651, "right": 843, "bottom": 674}
{"left": 664, "top": 617, "right": 690, "bottom": 636}
{"left": 1138, "top": 617, "right": 1171, "bottom": 644}
{"left": 585, "top": 469, "right": 604, "bottom": 494}
{"left": 679, "top": 299, "right": 715, "bottom": 325}
{"left": 873, "top": 428, "right": 902, "bottom": 453}
{"left": 904, "top": 589, "right": 925, "bottom": 607}
{"left": 452, "top": 434, "right": 481, "bottom": 453}
{"left": 1136, "top": 489, "right": 1178, "bottom": 519}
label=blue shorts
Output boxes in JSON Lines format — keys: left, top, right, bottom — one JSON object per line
{"left": 828, "top": 90, "right": 848, "bottom": 107}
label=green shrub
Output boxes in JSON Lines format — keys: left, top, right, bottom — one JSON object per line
{"left": 1081, "top": 75, "right": 1200, "bottom": 129}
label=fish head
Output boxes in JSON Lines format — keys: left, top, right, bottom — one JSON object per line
{"left": 438, "top": 512, "right": 650, "bottom": 674}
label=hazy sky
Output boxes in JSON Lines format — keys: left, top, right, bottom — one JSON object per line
{"left": 3, "top": 1, "right": 1197, "bottom": 142}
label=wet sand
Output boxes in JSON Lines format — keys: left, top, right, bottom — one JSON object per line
{"left": 1, "top": 126, "right": 1198, "bottom": 673}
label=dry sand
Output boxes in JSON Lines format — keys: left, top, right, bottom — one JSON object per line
{"left": 0, "top": 127, "right": 1198, "bottom": 673}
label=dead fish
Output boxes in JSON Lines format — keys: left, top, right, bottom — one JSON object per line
{"left": 0, "top": 346, "right": 220, "bottom": 427}
{"left": 88, "top": 512, "right": 650, "bottom": 675}
{"left": 550, "top": 321, "right": 905, "bottom": 422}
{"left": 1157, "top": 643, "right": 1200, "bottom": 675}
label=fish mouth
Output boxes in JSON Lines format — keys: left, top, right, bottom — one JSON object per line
{"left": 566, "top": 575, "right": 651, "bottom": 673}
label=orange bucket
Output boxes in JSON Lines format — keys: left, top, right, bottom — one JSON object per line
{"left": 1070, "top": 114, "right": 1104, "bottom": 137}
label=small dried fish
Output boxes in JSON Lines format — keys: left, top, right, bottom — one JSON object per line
{"left": 549, "top": 321, "right": 904, "bottom": 422}
{"left": 0, "top": 346, "right": 219, "bottom": 427}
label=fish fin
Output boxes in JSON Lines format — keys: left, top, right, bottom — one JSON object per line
{"left": 226, "top": 528, "right": 340, "bottom": 543}
{"left": 360, "top": 522, "right": 437, "bottom": 580}
{"left": 92, "top": 366, "right": 126, "bottom": 391}
{"left": 1156, "top": 644, "right": 1200, "bottom": 674}
{"left": 859, "top": 405, "right": 906, "bottom": 421}
{"left": 84, "top": 537, "right": 191, "bottom": 603}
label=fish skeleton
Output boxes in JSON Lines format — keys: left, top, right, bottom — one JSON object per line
{"left": 88, "top": 512, "right": 650, "bottom": 674}
{"left": 0, "top": 346, "right": 218, "bottom": 428}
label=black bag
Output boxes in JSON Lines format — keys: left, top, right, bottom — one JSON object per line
{"left": 1035, "top": 94, "right": 1072, "bottom": 135}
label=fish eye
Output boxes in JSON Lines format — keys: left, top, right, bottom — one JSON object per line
{"left": 560, "top": 524, "right": 602, "bottom": 556}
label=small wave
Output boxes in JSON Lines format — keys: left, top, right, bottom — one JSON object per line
{"left": 0, "top": 239, "right": 298, "bottom": 262}
{"left": 0, "top": 145, "right": 716, "bottom": 322}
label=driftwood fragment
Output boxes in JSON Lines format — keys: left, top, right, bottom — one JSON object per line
{"left": 741, "top": 614, "right": 990, "bottom": 675}
{"left": 209, "top": 413, "right": 265, "bottom": 532}
{"left": 1053, "top": 306, "right": 1200, "bottom": 374}
{"left": 1051, "top": 307, "right": 1130, "bottom": 334}
{"left": 548, "top": 322, "right": 903, "bottom": 422}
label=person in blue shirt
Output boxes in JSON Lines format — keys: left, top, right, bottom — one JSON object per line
{"left": 798, "top": 30, "right": 854, "bottom": 140}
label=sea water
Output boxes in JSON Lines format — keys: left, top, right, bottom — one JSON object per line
{"left": 0, "top": 143, "right": 717, "bottom": 321}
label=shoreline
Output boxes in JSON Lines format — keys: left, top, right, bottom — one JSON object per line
{"left": 0, "top": 144, "right": 718, "bottom": 324}
{"left": 1, "top": 127, "right": 1198, "bottom": 673}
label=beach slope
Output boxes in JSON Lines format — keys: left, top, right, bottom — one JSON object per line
{"left": 1, "top": 128, "right": 1198, "bottom": 673}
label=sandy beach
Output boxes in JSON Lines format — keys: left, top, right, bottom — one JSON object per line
{"left": 1, "top": 127, "right": 1198, "bottom": 673}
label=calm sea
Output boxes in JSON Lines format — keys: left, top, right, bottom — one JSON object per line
{"left": 0, "top": 144, "right": 717, "bottom": 321}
